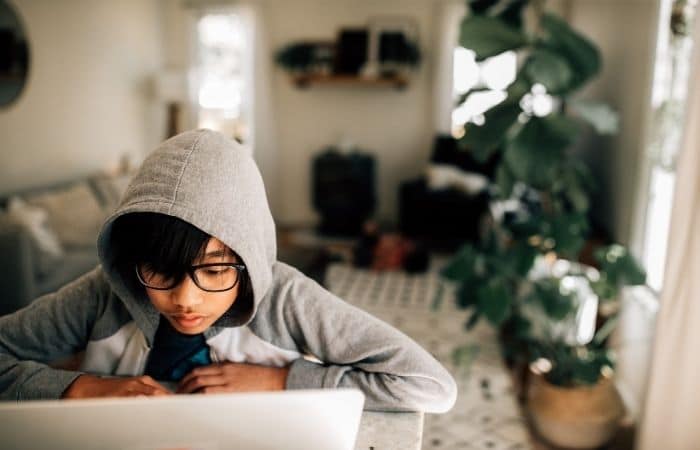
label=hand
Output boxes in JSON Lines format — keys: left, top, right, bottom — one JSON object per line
{"left": 62, "top": 374, "right": 174, "bottom": 399}
{"left": 177, "top": 362, "right": 290, "bottom": 394}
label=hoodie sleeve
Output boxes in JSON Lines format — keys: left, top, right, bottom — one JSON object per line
{"left": 254, "top": 263, "right": 457, "bottom": 413}
{"left": 0, "top": 267, "right": 106, "bottom": 400}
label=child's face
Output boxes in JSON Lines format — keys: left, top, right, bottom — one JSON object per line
{"left": 145, "top": 237, "right": 241, "bottom": 335}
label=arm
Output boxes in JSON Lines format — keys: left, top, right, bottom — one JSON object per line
{"left": 0, "top": 267, "right": 105, "bottom": 400}
{"left": 256, "top": 264, "right": 457, "bottom": 413}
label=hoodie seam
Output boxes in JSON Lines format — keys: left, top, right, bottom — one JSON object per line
{"left": 168, "top": 131, "right": 206, "bottom": 215}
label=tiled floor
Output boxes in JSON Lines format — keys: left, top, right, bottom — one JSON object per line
{"left": 325, "top": 262, "right": 535, "bottom": 450}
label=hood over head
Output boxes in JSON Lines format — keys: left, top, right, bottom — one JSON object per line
{"left": 97, "top": 129, "right": 277, "bottom": 341}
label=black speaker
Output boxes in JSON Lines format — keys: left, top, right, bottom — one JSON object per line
{"left": 312, "top": 150, "right": 376, "bottom": 236}
{"left": 334, "top": 29, "right": 368, "bottom": 74}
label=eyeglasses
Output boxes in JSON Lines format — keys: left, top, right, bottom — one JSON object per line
{"left": 135, "top": 263, "right": 247, "bottom": 292}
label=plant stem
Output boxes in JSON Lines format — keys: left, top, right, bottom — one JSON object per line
{"left": 532, "top": 0, "right": 547, "bottom": 34}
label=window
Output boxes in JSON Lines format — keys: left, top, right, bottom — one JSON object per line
{"left": 451, "top": 48, "right": 517, "bottom": 138}
{"left": 192, "top": 11, "right": 253, "bottom": 144}
{"left": 637, "top": 0, "right": 697, "bottom": 291}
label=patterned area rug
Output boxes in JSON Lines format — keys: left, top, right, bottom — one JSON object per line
{"left": 325, "top": 262, "right": 535, "bottom": 450}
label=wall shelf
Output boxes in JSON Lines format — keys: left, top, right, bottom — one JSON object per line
{"left": 291, "top": 73, "right": 409, "bottom": 90}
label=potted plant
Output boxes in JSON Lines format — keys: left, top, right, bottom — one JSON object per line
{"left": 442, "top": 1, "right": 647, "bottom": 447}
{"left": 521, "top": 250, "right": 644, "bottom": 448}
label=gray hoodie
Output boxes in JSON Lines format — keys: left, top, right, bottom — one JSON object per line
{"left": 0, "top": 129, "right": 457, "bottom": 412}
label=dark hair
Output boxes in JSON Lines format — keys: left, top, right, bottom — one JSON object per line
{"left": 110, "top": 212, "right": 253, "bottom": 318}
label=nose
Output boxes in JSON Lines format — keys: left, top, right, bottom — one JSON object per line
{"left": 170, "top": 275, "right": 204, "bottom": 309}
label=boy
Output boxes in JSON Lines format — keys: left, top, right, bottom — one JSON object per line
{"left": 0, "top": 130, "right": 456, "bottom": 412}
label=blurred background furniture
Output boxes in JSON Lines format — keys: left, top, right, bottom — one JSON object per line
{"left": 399, "top": 134, "right": 497, "bottom": 249}
{"left": 312, "top": 148, "right": 376, "bottom": 236}
{"left": 0, "top": 171, "right": 132, "bottom": 316}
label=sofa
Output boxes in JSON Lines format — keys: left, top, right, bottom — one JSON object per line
{"left": 0, "top": 171, "right": 132, "bottom": 316}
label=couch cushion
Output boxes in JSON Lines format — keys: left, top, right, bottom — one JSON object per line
{"left": 35, "top": 249, "right": 100, "bottom": 297}
{"left": 25, "top": 182, "right": 107, "bottom": 249}
{"left": 88, "top": 172, "right": 134, "bottom": 213}
{"left": 5, "top": 197, "right": 64, "bottom": 278}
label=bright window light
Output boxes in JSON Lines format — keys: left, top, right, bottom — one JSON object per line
{"left": 480, "top": 51, "right": 517, "bottom": 90}
{"left": 194, "top": 12, "right": 251, "bottom": 143}
{"left": 453, "top": 47, "right": 480, "bottom": 94}
{"left": 641, "top": 167, "right": 675, "bottom": 291}
{"left": 452, "top": 47, "right": 518, "bottom": 138}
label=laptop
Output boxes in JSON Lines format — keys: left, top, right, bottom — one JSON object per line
{"left": 0, "top": 389, "right": 365, "bottom": 450}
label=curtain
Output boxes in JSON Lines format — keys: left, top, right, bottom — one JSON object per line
{"left": 431, "top": 1, "right": 465, "bottom": 135}
{"left": 638, "top": 12, "right": 700, "bottom": 449}
{"left": 240, "top": 3, "right": 280, "bottom": 218}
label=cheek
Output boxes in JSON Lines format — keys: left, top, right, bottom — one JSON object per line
{"left": 212, "top": 287, "right": 239, "bottom": 314}
{"left": 146, "top": 291, "right": 170, "bottom": 313}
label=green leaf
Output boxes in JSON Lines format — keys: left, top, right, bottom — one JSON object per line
{"left": 558, "top": 166, "right": 591, "bottom": 213}
{"left": 460, "top": 15, "right": 528, "bottom": 61}
{"left": 550, "top": 213, "right": 589, "bottom": 257}
{"left": 594, "top": 244, "right": 647, "bottom": 297}
{"left": 504, "top": 74, "right": 532, "bottom": 105}
{"left": 511, "top": 242, "right": 538, "bottom": 277}
{"left": 504, "top": 115, "right": 579, "bottom": 188}
{"left": 572, "top": 160, "right": 597, "bottom": 193}
{"left": 477, "top": 279, "right": 513, "bottom": 326}
{"left": 465, "top": 310, "right": 481, "bottom": 330}
{"left": 459, "top": 101, "right": 521, "bottom": 162}
{"left": 540, "top": 13, "right": 601, "bottom": 92}
{"left": 524, "top": 48, "right": 574, "bottom": 94}
{"left": 512, "top": 314, "right": 532, "bottom": 340}
{"left": 441, "top": 245, "right": 478, "bottom": 281}
{"left": 592, "top": 316, "right": 619, "bottom": 346}
{"left": 565, "top": 182, "right": 589, "bottom": 213}
{"left": 574, "top": 355, "right": 603, "bottom": 385}
{"left": 570, "top": 100, "right": 620, "bottom": 135}
{"left": 456, "top": 282, "right": 478, "bottom": 309}
{"left": 533, "top": 278, "right": 576, "bottom": 320}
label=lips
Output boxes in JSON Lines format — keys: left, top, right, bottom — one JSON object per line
{"left": 172, "top": 314, "right": 206, "bottom": 329}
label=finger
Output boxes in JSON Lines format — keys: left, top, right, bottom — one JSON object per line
{"left": 199, "top": 385, "right": 229, "bottom": 395}
{"left": 138, "top": 376, "right": 174, "bottom": 394}
{"left": 178, "top": 375, "right": 228, "bottom": 394}
{"left": 179, "top": 366, "right": 225, "bottom": 390}
{"left": 133, "top": 382, "right": 172, "bottom": 397}
{"left": 180, "top": 365, "right": 224, "bottom": 386}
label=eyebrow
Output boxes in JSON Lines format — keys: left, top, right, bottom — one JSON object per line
{"left": 202, "top": 249, "right": 239, "bottom": 261}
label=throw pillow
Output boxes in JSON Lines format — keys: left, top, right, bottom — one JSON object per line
{"left": 25, "top": 182, "right": 107, "bottom": 249}
{"left": 6, "top": 197, "right": 64, "bottom": 278}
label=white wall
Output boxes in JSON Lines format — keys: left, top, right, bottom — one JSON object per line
{"left": 0, "top": 0, "right": 163, "bottom": 195}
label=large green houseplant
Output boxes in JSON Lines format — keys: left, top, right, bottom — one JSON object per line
{"left": 442, "top": 1, "right": 646, "bottom": 447}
